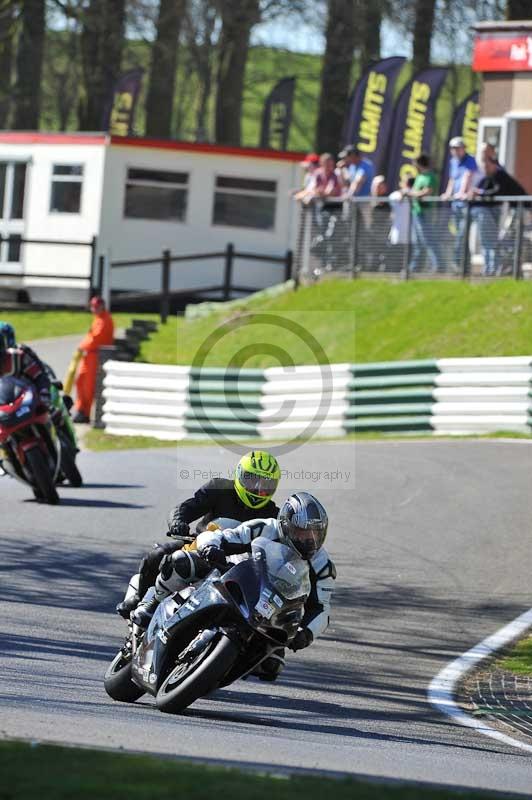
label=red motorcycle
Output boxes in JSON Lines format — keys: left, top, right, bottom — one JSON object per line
{"left": 0, "top": 376, "right": 61, "bottom": 504}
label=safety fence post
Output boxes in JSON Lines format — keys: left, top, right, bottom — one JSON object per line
{"left": 160, "top": 249, "right": 171, "bottom": 324}
{"left": 512, "top": 202, "right": 524, "bottom": 280}
{"left": 351, "top": 204, "right": 359, "bottom": 278}
{"left": 223, "top": 242, "right": 234, "bottom": 301}
{"left": 403, "top": 198, "right": 412, "bottom": 280}
{"left": 284, "top": 249, "right": 293, "bottom": 282}
{"left": 461, "top": 203, "right": 472, "bottom": 279}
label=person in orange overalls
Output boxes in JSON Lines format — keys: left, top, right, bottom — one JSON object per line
{"left": 72, "top": 296, "right": 114, "bottom": 423}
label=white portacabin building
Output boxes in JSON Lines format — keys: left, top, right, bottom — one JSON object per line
{"left": 0, "top": 132, "right": 303, "bottom": 306}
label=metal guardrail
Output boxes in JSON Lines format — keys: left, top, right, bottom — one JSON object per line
{"left": 294, "top": 196, "right": 532, "bottom": 283}
{"left": 105, "top": 243, "right": 294, "bottom": 323}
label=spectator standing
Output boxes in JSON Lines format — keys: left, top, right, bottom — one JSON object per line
{"left": 293, "top": 152, "right": 320, "bottom": 201}
{"left": 73, "top": 296, "right": 114, "bottom": 424}
{"left": 471, "top": 155, "right": 528, "bottom": 276}
{"left": 480, "top": 142, "right": 500, "bottom": 166}
{"left": 441, "top": 136, "right": 478, "bottom": 269}
{"left": 339, "top": 146, "right": 375, "bottom": 198}
{"left": 300, "top": 153, "right": 343, "bottom": 276}
{"left": 312, "top": 152, "right": 343, "bottom": 200}
{"left": 367, "top": 176, "right": 390, "bottom": 271}
{"left": 388, "top": 176, "right": 415, "bottom": 271}
{"left": 407, "top": 154, "right": 444, "bottom": 273}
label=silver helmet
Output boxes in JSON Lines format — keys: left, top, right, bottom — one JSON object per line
{"left": 278, "top": 492, "right": 328, "bottom": 560}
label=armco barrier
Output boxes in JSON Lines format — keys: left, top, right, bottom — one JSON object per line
{"left": 101, "top": 357, "right": 532, "bottom": 440}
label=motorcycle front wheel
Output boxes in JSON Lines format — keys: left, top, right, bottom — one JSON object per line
{"left": 156, "top": 633, "right": 238, "bottom": 715}
{"left": 26, "top": 447, "right": 59, "bottom": 505}
{"left": 104, "top": 650, "right": 145, "bottom": 703}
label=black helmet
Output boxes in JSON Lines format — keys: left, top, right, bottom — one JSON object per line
{"left": 278, "top": 491, "right": 328, "bottom": 560}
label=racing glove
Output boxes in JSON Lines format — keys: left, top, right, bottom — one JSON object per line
{"left": 199, "top": 544, "right": 227, "bottom": 568}
{"left": 290, "top": 627, "right": 313, "bottom": 652}
{"left": 167, "top": 520, "right": 190, "bottom": 538}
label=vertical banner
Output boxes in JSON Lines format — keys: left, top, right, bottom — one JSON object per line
{"left": 259, "top": 77, "right": 296, "bottom": 151}
{"left": 385, "top": 66, "right": 449, "bottom": 191}
{"left": 342, "top": 56, "right": 406, "bottom": 173}
{"left": 439, "top": 90, "right": 480, "bottom": 191}
{"left": 103, "top": 68, "right": 144, "bottom": 136}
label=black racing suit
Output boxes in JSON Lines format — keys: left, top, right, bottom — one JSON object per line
{"left": 137, "top": 478, "right": 279, "bottom": 596}
{"left": 0, "top": 346, "right": 52, "bottom": 406}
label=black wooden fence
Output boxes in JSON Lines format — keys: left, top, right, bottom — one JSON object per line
{"left": 99, "top": 243, "right": 293, "bottom": 323}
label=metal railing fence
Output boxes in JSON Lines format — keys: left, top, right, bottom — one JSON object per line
{"left": 294, "top": 197, "right": 532, "bottom": 282}
{"left": 106, "top": 243, "right": 293, "bottom": 323}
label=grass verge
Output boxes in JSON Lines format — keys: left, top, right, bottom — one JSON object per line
{"left": 498, "top": 634, "right": 532, "bottom": 675}
{"left": 4, "top": 311, "right": 158, "bottom": 342}
{"left": 83, "top": 429, "right": 177, "bottom": 451}
{"left": 82, "top": 429, "right": 531, "bottom": 452}
{"left": 140, "top": 279, "right": 532, "bottom": 367}
{"left": 0, "top": 741, "right": 518, "bottom": 800}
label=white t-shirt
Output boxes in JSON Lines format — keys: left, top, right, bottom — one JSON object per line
{"left": 388, "top": 190, "right": 410, "bottom": 245}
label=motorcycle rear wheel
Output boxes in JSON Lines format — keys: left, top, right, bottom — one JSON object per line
{"left": 26, "top": 447, "right": 59, "bottom": 505}
{"left": 104, "top": 650, "right": 145, "bottom": 703}
{"left": 156, "top": 633, "right": 238, "bottom": 715}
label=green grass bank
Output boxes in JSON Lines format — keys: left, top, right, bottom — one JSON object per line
{"left": 140, "top": 279, "right": 532, "bottom": 367}
{"left": 499, "top": 634, "right": 532, "bottom": 675}
{"left": 4, "top": 311, "right": 158, "bottom": 342}
{"left": 0, "top": 741, "right": 519, "bottom": 800}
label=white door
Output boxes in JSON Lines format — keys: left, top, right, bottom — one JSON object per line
{"left": 0, "top": 162, "right": 27, "bottom": 271}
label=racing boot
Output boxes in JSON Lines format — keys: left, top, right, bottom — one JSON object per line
{"left": 116, "top": 573, "right": 141, "bottom": 619}
{"left": 130, "top": 557, "right": 189, "bottom": 629}
{"left": 130, "top": 587, "right": 159, "bottom": 628}
{"left": 253, "top": 648, "right": 285, "bottom": 682}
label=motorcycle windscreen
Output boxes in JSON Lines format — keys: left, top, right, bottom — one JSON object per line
{"left": 0, "top": 377, "right": 27, "bottom": 405}
{"left": 251, "top": 537, "right": 311, "bottom": 600}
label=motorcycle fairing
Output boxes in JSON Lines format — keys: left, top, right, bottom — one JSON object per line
{"left": 132, "top": 582, "right": 230, "bottom": 693}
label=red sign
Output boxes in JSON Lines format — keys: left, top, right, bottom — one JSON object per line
{"left": 473, "top": 33, "right": 532, "bottom": 72}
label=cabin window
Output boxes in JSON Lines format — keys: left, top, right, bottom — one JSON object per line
{"left": 50, "top": 164, "right": 83, "bottom": 214}
{"left": 212, "top": 176, "right": 277, "bottom": 230}
{"left": 124, "top": 168, "right": 188, "bottom": 221}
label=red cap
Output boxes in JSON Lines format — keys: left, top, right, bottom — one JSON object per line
{"left": 301, "top": 152, "right": 319, "bottom": 165}
{"left": 90, "top": 295, "right": 105, "bottom": 312}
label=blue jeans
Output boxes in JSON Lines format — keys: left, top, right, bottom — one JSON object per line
{"left": 410, "top": 212, "right": 444, "bottom": 272}
{"left": 474, "top": 206, "right": 500, "bottom": 276}
{"left": 451, "top": 206, "right": 467, "bottom": 267}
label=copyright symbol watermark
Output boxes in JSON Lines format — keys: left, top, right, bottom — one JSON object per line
{"left": 186, "top": 311, "right": 341, "bottom": 457}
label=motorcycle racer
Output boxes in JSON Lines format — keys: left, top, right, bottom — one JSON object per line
{"left": 116, "top": 450, "right": 282, "bottom": 618}
{"left": 131, "top": 491, "right": 335, "bottom": 680}
{"left": 0, "top": 326, "right": 54, "bottom": 413}
{"left": 0, "top": 321, "right": 76, "bottom": 439}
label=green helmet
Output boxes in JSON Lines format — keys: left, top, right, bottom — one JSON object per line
{"left": 234, "top": 450, "right": 281, "bottom": 509}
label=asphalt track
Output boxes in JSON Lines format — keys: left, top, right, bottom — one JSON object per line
{"left": 1, "top": 440, "right": 532, "bottom": 795}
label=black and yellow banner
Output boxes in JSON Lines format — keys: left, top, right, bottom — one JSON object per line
{"left": 259, "top": 77, "right": 296, "bottom": 151}
{"left": 103, "top": 68, "right": 144, "bottom": 137}
{"left": 386, "top": 66, "right": 449, "bottom": 190}
{"left": 343, "top": 57, "right": 405, "bottom": 173}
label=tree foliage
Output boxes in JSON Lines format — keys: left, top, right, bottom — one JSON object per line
{"left": 1, "top": 0, "right": 515, "bottom": 147}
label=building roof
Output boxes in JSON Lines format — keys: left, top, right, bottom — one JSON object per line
{"left": 0, "top": 131, "right": 306, "bottom": 162}
{"left": 473, "top": 20, "right": 532, "bottom": 33}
